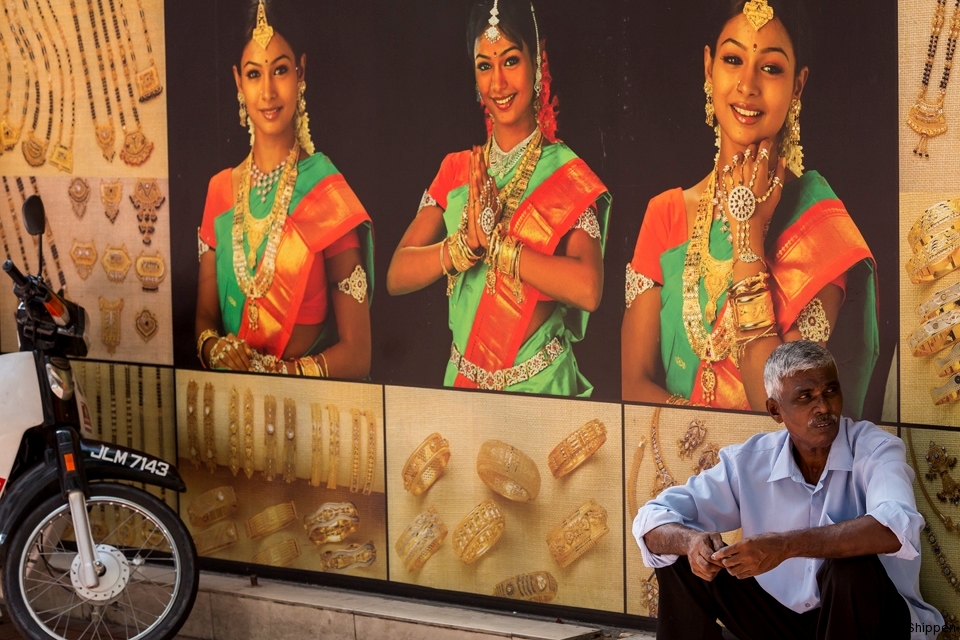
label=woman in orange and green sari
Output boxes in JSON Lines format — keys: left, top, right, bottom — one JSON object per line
{"left": 621, "top": 0, "right": 878, "bottom": 416}
{"left": 386, "top": 0, "right": 610, "bottom": 397}
{"left": 195, "top": 0, "right": 373, "bottom": 378}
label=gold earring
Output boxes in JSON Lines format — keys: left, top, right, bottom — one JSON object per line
{"left": 780, "top": 98, "right": 803, "bottom": 177}
{"left": 295, "top": 80, "right": 315, "bottom": 155}
{"left": 238, "top": 92, "right": 248, "bottom": 127}
{"left": 704, "top": 81, "right": 715, "bottom": 127}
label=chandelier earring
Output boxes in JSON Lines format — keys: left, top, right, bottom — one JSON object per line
{"left": 238, "top": 92, "right": 248, "bottom": 127}
{"left": 704, "top": 81, "right": 715, "bottom": 127}
{"left": 295, "top": 80, "right": 315, "bottom": 155}
{"left": 779, "top": 98, "right": 803, "bottom": 176}
{"left": 476, "top": 84, "right": 482, "bottom": 103}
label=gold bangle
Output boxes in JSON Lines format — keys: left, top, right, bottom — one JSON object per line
{"left": 362, "top": 410, "right": 377, "bottom": 496}
{"left": 202, "top": 382, "right": 216, "bottom": 473}
{"left": 246, "top": 501, "right": 298, "bottom": 539}
{"left": 452, "top": 499, "right": 505, "bottom": 564}
{"left": 350, "top": 408, "right": 362, "bottom": 493}
{"left": 907, "top": 227, "right": 960, "bottom": 284}
{"left": 918, "top": 281, "right": 960, "bottom": 321}
{"left": 665, "top": 394, "right": 689, "bottom": 406}
{"left": 187, "top": 486, "right": 238, "bottom": 527}
{"left": 546, "top": 419, "right": 607, "bottom": 479}
{"left": 303, "top": 501, "right": 360, "bottom": 546}
{"left": 196, "top": 328, "right": 220, "bottom": 368}
{"left": 728, "top": 271, "right": 769, "bottom": 298}
{"left": 194, "top": 521, "right": 240, "bottom": 556}
{"left": 910, "top": 309, "right": 960, "bottom": 357}
{"left": 310, "top": 403, "right": 324, "bottom": 487}
{"left": 938, "top": 342, "right": 960, "bottom": 378}
{"left": 320, "top": 541, "right": 377, "bottom": 572}
{"left": 492, "top": 571, "right": 558, "bottom": 603}
{"left": 228, "top": 387, "right": 240, "bottom": 476}
{"left": 440, "top": 238, "right": 455, "bottom": 277}
{"left": 909, "top": 199, "right": 960, "bottom": 252}
{"left": 476, "top": 439, "right": 541, "bottom": 502}
{"left": 186, "top": 380, "right": 201, "bottom": 470}
{"left": 283, "top": 398, "right": 297, "bottom": 482}
{"left": 252, "top": 538, "right": 301, "bottom": 567}
{"left": 730, "top": 289, "right": 775, "bottom": 332}
{"left": 327, "top": 404, "right": 341, "bottom": 490}
{"left": 395, "top": 506, "right": 447, "bottom": 573}
{"left": 299, "top": 356, "right": 322, "bottom": 377}
{"left": 546, "top": 499, "right": 609, "bottom": 568}
{"left": 401, "top": 432, "right": 451, "bottom": 496}
{"left": 264, "top": 395, "right": 277, "bottom": 481}
{"left": 318, "top": 352, "right": 329, "bottom": 378}
{"left": 933, "top": 374, "right": 960, "bottom": 406}
{"left": 242, "top": 388, "right": 255, "bottom": 479}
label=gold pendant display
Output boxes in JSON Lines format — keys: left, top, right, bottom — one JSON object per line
{"left": 136, "top": 66, "right": 163, "bottom": 102}
{"left": 70, "top": 241, "right": 98, "bottom": 280}
{"left": 248, "top": 300, "right": 259, "bottom": 332}
{"left": 135, "top": 251, "right": 166, "bottom": 291}
{"left": 120, "top": 129, "right": 153, "bottom": 166}
{"left": 135, "top": 308, "right": 158, "bottom": 341}
{"left": 21, "top": 133, "right": 47, "bottom": 167}
{"left": 700, "top": 363, "right": 717, "bottom": 404}
{"left": 49, "top": 145, "right": 74, "bottom": 173}
{"left": 130, "top": 179, "right": 165, "bottom": 245}
{"left": 68, "top": 178, "right": 91, "bottom": 218}
{"left": 0, "top": 117, "right": 20, "bottom": 150}
{"left": 99, "top": 297, "right": 123, "bottom": 354}
{"left": 101, "top": 245, "right": 132, "bottom": 283}
{"left": 100, "top": 180, "right": 123, "bottom": 223}
{"left": 95, "top": 123, "right": 116, "bottom": 161}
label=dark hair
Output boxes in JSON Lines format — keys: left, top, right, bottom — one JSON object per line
{"left": 466, "top": 0, "right": 539, "bottom": 62}
{"left": 238, "top": 0, "right": 304, "bottom": 64}
{"left": 707, "top": 0, "right": 815, "bottom": 73}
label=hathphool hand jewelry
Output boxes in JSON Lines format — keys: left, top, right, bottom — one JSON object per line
{"left": 545, "top": 499, "right": 609, "bottom": 568}
{"left": 252, "top": 538, "right": 301, "bottom": 567}
{"left": 42, "top": 0, "right": 77, "bottom": 172}
{"left": 401, "top": 432, "right": 451, "bottom": 496}
{"left": 677, "top": 418, "right": 706, "bottom": 460}
{"left": 98, "top": 297, "right": 122, "bottom": 353}
{"left": 650, "top": 408, "right": 677, "bottom": 496}
{"left": 187, "top": 486, "right": 237, "bottom": 527}
{"left": 493, "top": 571, "right": 558, "bottom": 603}
{"left": 396, "top": 507, "right": 447, "bottom": 573}
{"left": 263, "top": 395, "right": 277, "bottom": 481}
{"left": 476, "top": 439, "right": 541, "bottom": 502}
{"left": 453, "top": 499, "right": 505, "bottom": 564}
{"left": 908, "top": 0, "right": 960, "bottom": 157}
{"left": 546, "top": 419, "right": 607, "bottom": 478}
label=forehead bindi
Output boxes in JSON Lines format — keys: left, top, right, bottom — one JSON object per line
{"left": 718, "top": 14, "right": 794, "bottom": 60}
{"left": 475, "top": 36, "right": 523, "bottom": 59}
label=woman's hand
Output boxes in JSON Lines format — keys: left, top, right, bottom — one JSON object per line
{"left": 719, "top": 140, "right": 785, "bottom": 263}
{"left": 466, "top": 146, "right": 500, "bottom": 250}
{"left": 209, "top": 334, "right": 252, "bottom": 371}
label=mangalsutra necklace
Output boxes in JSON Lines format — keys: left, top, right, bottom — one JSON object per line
{"left": 15, "top": 0, "right": 55, "bottom": 167}
{"left": 250, "top": 157, "right": 288, "bottom": 203}
{"left": 117, "top": 0, "right": 161, "bottom": 102}
{"left": 2, "top": 2, "right": 34, "bottom": 154}
{"left": 908, "top": 0, "right": 960, "bottom": 158}
{"left": 488, "top": 127, "right": 538, "bottom": 180}
{"left": 0, "top": 12, "right": 19, "bottom": 151}
{"left": 74, "top": 0, "right": 114, "bottom": 160}
{"left": 40, "top": 0, "right": 77, "bottom": 172}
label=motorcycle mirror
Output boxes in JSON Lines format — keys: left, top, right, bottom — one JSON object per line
{"left": 22, "top": 195, "right": 46, "bottom": 236}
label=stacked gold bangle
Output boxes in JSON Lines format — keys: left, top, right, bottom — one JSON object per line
{"left": 933, "top": 374, "right": 960, "bottom": 405}
{"left": 401, "top": 432, "right": 451, "bottom": 496}
{"left": 246, "top": 501, "right": 298, "bottom": 539}
{"left": 303, "top": 501, "right": 360, "bottom": 545}
{"left": 909, "top": 309, "right": 960, "bottom": 357}
{"left": 908, "top": 199, "right": 960, "bottom": 253}
{"left": 547, "top": 419, "right": 607, "bottom": 478}
{"left": 938, "top": 342, "right": 960, "bottom": 377}
{"left": 492, "top": 571, "right": 558, "bottom": 603}
{"left": 452, "top": 499, "right": 505, "bottom": 564}
{"left": 907, "top": 223, "right": 960, "bottom": 284}
{"left": 187, "top": 486, "right": 238, "bottom": 527}
{"left": 395, "top": 506, "right": 448, "bottom": 572}
{"left": 476, "top": 440, "right": 541, "bottom": 502}
{"left": 918, "top": 281, "right": 960, "bottom": 322}
{"left": 545, "top": 499, "right": 609, "bottom": 569}
{"left": 320, "top": 541, "right": 377, "bottom": 572}
{"left": 485, "top": 227, "right": 524, "bottom": 301}
{"left": 196, "top": 328, "right": 219, "bottom": 368}
{"left": 728, "top": 272, "right": 775, "bottom": 332}
{"left": 447, "top": 229, "right": 483, "bottom": 273}
{"left": 665, "top": 394, "right": 689, "bottom": 406}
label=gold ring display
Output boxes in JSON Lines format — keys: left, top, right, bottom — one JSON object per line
{"left": 245, "top": 501, "right": 298, "bottom": 539}
{"left": 476, "top": 439, "right": 541, "bottom": 502}
{"left": 546, "top": 499, "right": 609, "bottom": 568}
{"left": 252, "top": 538, "right": 301, "bottom": 567}
{"left": 492, "top": 571, "right": 558, "bottom": 603}
{"left": 401, "top": 432, "right": 451, "bottom": 496}
{"left": 303, "top": 501, "right": 360, "bottom": 546}
{"left": 320, "top": 541, "right": 377, "bottom": 572}
{"left": 452, "top": 499, "right": 505, "bottom": 564}
{"left": 395, "top": 506, "right": 447, "bottom": 573}
{"left": 187, "top": 486, "right": 238, "bottom": 527}
{"left": 546, "top": 419, "right": 607, "bottom": 478}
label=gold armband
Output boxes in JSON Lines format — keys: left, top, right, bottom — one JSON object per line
{"left": 401, "top": 432, "right": 451, "bottom": 496}
{"left": 729, "top": 289, "right": 775, "bottom": 332}
{"left": 452, "top": 499, "right": 505, "bottom": 564}
{"left": 187, "top": 486, "right": 238, "bottom": 527}
{"left": 246, "top": 501, "right": 298, "bottom": 539}
{"left": 476, "top": 440, "right": 541, "bottom": 502}
{"left": 336, "top": 265, "right": 368, "bottom": 303}
{"left": 546, "top": 419, "right": 607, "bottom": 479}
{"left": 395, "top": 506, "right": 448, "bottom": 573}
{"left": 546, "top": 499, "right": 609, "bottom": 568}
{"left": 492, "top": 571, "right": 558, "bottom": 603}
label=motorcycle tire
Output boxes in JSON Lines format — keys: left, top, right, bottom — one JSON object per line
{"left": 2, "top": 483, "right": 199, "bottom": 640}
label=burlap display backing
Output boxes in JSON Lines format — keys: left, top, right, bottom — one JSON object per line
{"left": 899, "top": 192, "right": 960, "bottom": 425}
{"left": 384, "top": 385, "right": 624, "bottom": 613}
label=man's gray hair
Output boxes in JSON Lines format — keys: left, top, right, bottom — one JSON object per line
{"left": 763, "top": 340, "right": 836, "bottom": 401}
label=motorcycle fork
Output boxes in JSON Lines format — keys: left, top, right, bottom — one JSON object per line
{"left": 54, "top": 429, "right": 102, "bottom": 588}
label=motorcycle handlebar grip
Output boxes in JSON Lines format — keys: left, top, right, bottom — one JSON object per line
{"left": 2, "top": 259, "right": 27, "bottom": 286}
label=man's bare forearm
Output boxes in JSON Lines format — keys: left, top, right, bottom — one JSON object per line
{"left": 644, "top": 523, "right": 705, "bottom": 556}
{"left": 778, "top": 515, "right": 900, "bottom": 560}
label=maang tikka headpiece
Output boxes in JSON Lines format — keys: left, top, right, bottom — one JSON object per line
{"left": 531, "top": 2, "right": 543, "bottom": 97}
{"left": 485, "top": 0, "right": 501, "bottom": 43}
{"left": 252, "top": 0, "right": 274, "bottom": 50}
{"left": 742, "top": 0, "right": 774, "bottom": 31}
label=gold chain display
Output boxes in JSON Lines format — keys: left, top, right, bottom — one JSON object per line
{"left": 0, "top": 17, "right": 16, "bottom": 149}
{"left": 41, "top": 0, "right": 77, "bottom": 172}
{"left": 115, "top": 0, "right": 162, "bottom": 102}
{"left": 908, "top": 0, "right": 960, "bottom": 157}
{"left": 14, "top": 0, "right": 55, "bottom": 167}
{"left": 73, "top": 0, "right": 114, "bottom": 160}
{"left": 2, "top": 2, "right": 34, "bottom": 153}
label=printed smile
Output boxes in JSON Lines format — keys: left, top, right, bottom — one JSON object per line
{"left": 260, "top": 107, "right": 282, "bottom": 121}
{"left": 731, "top": 104, "right": 762, "bottom": 118}
{"left": 492, "top": 93, "right": 516, "bottom": 110}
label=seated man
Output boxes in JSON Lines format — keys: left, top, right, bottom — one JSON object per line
{"left": 633, "top": 340, "right": 942, "bottom": 640}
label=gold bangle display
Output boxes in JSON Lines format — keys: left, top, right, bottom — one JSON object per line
{"left": 933, "top": 374, "right": 960, "bottom": 406}
{"left": 938, "top": 342, "right": 960, "bottom": 378}
{"left": 492, "top": 571, "right": 558, "bottom": 603}
{"left": 919, "top": 281, "right": 960, "bottom": 322}
{"left": 907, "top": 226, "right": 960, "bottom": 284}
{"left": 186, "top": 380, "right": 200, "bottom": 469}
{"left": 729, "top": 288, "right": 775, "bottom": 332}
{"left": 310, "top": 403, "right": 323, "bottom": 487}
{"left": 452, "top": 499, "right": 505, "bottom": 564}
{"left": 252, "top": 538, "right": 301, "bottom": 567}
{"left": 350, "top": 408, "right": 362, "bottom": 493}
{"left": 909, "top": 199, "right": 960, "bottom": 252}
{"left": 246, "top": 501, "right": 298, "bottom": 539}
{"left": 263, "top": 395, "right": 277, "bottom": 481}
{"left": 546, "top": 419, "right": 607, "bottom": 479}
{"left": 362, "top": 410, "right": 377, "bottom": 496}
{"left": 910, "top": 309, "right": 960, "bottom": 357}
{"left": 196, "top": 329, "right": 219, "bottom": 368}
{"left": 320, "top": 541, "right": 376, "bottom": 572}
{"left": 202, "top": 382, "right": 216, "bottom": 473}
{"left": 401, "top": 432, "right": 451, "bottom": 496}
{"left": 187, "top": 486, "right": 238, "bottom": 528}
{"left": 476, "top": 439, "right": 541, "bottom": 502}
{"left": 228, "top": 386, "right": 240, "bottom": 476}
{"left": 242, "top": 389, "right": 255, "bottom": 479}
{"left": 545, "top": 499, "right": 609, "bottom": 569}
{"left": 194, "top": 521, "right": 240, "bottom": 556}
{"left": 327, "top": 404, "right": 340, "bottom": 490}
{"left": 395, "top": 506, "right": 447, "bottom": 573}
{"left": 303, "top": 502, "right": 360, "bottom": 546}
{"left": 283, "top": 398, "right": 297, "bottom": 483}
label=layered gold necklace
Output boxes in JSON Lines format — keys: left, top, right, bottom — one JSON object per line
{"left": 231, "top": 143, "right": 300, "bottom": 332}
{"left": 484, "top": 128, "right": 543, "bottom": 225}
{"left": 681, "top": 172, "right": 735, "bottom": 403}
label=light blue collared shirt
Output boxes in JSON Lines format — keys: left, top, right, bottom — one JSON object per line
{"left": 633, "top": 418, "right": 942, "bottom": 640}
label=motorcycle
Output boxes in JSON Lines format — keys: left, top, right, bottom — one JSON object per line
{"left": 0, "top": 195, "right": 198, "bottom": 640}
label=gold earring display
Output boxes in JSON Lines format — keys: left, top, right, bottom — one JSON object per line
{"left": 134, "top": 308, "right": 158, "bottom": 342}
{"left": 238, "top": 91, "right": 247, "bottom": 127}
{"left": 545, "top": 499, "right": 609, "bottom": 568}
{"left": 476, "top": 440, "right": 541, "bottom": 502}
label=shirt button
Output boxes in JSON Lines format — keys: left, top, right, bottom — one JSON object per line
{"left": 805, "top": 603, "right": 811, "bottom": 609}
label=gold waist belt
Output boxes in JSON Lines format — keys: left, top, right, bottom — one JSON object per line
{"left": 449, "top": 337, "right": 564, "bottom": 391}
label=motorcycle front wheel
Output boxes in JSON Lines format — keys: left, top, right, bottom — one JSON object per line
{"left": 2, "top": 483, "right": 198, "bottom": 640}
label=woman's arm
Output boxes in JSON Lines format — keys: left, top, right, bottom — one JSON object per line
{"left": 621, "top": 286, "right": 672, "bottom": 403}
{"left": 195, "top": 251, "right": 252, "bottom": 370}
{"left": 315, "top": 246, "right": 372, "bottom": 379}
{"left": 385, "top": 205, "right": 449, "bottom": 295}
{"left": 517, "top": 226, "right": 603, "bottom": 312}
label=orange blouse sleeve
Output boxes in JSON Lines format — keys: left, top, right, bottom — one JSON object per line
{"left": 426, "top": 151, "right": 470, "bottom": 211}
{"left": 629, "top": 188, "right": 687, "bottom": 285}
{"left": 199, "top": 168, "right": 234, "bottom": 248}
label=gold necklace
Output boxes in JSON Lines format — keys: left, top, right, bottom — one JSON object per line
{"left": 701, "top": 248, "right": 732, "bottom": 324}
{"left": 484, "top": 128, "right": 543, "bottom": 225}
{"left": 40, "top": 0, "right": 76, "bottom": 172}
{"left": 232, "top": 143, "right": 300, "bottom": 332}
{"left": 117, "top": 0, "right": 162, "bottom": 101}
{"left": 15, "top": 0, "right": 54, "bottom": 167}
{"left": 908, "top": 0, "right": 960, "bottom": 157}
{"left": 2, "top": 3, "right": 33, "bottom": 153}
{"left": 681, "top": 171, "right": 735, "bottom": 404}
{"left": 82, "top": 0, "right": 117, "bottom": 160}
{"left": 0, "top": 13, "right": 17, "bottom": 150}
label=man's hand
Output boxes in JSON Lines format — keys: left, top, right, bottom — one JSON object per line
{"left": 687, "top": 531, "right": 728, "bottom": 581}
{"left": 711, "top": 532, "right": 787, "bottom": 579}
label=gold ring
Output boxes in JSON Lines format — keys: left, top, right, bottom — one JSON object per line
{"left": 492, "top": 571, "right": 558, "bottom": 603}
{"left": 395, "top": 506, "right": 448, "bottom": 572}
{"left": 246, "top": 501, "right": 298, "bottom": 539}
{"left": 252, "top": 538, "right": 301, "bottom": 567}
{"left": 476, "top": 439, "right": 541, "bottom": 502}
{"left": 401, "top": 432, "right": 451, "bottom": 496}
{"left": 546, "top": 419, "right": 607, "bottom": 478}
{"left": 452, "top": 499, "right": 505, "bottom": 564}
{"left": 187, "top": 486, "right": 238, "bottom": 527}
{"left": 546, "top": 499, "right": 609, "bottom": 568}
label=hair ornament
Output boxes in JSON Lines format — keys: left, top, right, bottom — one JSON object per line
{"left": 531, "top": 2, "right": 543, "bottom": 96}
{"left": 252, "top": 0, "right": 275, "bottom": 50}
{"left": 485, "top": 0, "right": 502, "bottom": 43}
{"left": 742, "top": 0, "right": 774, "bottom": 31}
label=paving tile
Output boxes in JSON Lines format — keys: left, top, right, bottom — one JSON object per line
{"left": 354, "top": 616, "right": 505, "bottom": 640}
{"left": 208, "top": 592, "right": 355, "bottom": 640}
